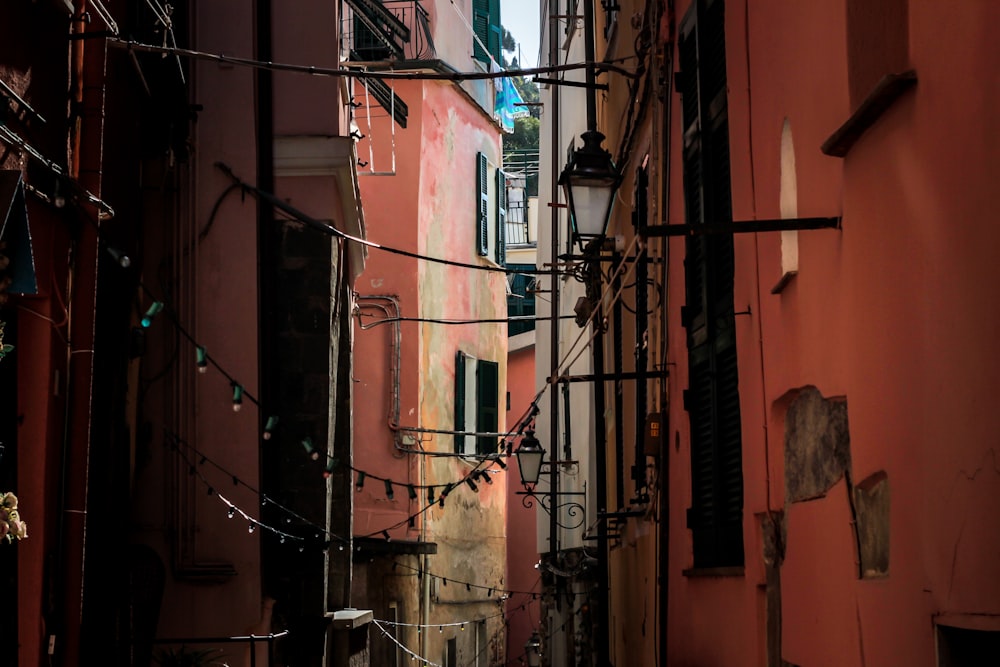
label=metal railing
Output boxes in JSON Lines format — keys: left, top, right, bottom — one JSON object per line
{"left": 341, "top": 0, "right": 435, "bottom": 62}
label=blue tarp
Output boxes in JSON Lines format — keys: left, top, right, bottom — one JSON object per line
{"left": 495, "top": 76, "right": 530, "bottom": 133}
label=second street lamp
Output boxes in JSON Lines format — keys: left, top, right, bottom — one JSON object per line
{"left": 515, "top": 429, "right": 545, "bottom": 489}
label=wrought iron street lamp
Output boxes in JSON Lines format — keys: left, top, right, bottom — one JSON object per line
{"left": 524, "top": 632, "right": 541, "bottom": 667}
{"left": 559, "top": 130, "right": 619, "bottom": 246}
{"left": 514, "top": 429, "right": 585, "bottom": 530}
{"left": 514, "top": 430, "right": 545, "bottom": 489}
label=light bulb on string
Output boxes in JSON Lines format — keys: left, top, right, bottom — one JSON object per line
{"left": 481, "top": 471, "right": 493, "bottom": 485}
{"left": 384, "top": 479, "right": 395, "bottom": 500}
{"left": 263, "top": 415, "right": 278, "bottom": 440}
{"left": 301, "top": 436, "right": 320, "bottom": 460}
{"left": 466, "top": 477, "right": 478, "bottom": 492}
{"left": 232, "top": 383, "right": 244, "bottom": 412}
{"left": 323, "top": 458, "right": 338, "bottom": 479}
{"left": 140, "top": 301, "right": 163, "bottom": 328}
{"left": 227, "top": 507, "right": 236, "bottom": 519}
{"left": 196, "top": 346, "right": 208, "bottom": 374}
{"left": 248, "top": 522, "right": 256, "bottom": 534}
{"left": 355, "top": 471, "right": 366, "bottom": 490}
{"left": 494, "top": 456, "right": 507, "bottom": 469}
{"left": 382, "top": 530, "right": 391, "bottom": 542}
{"left": 408, "top": 484, "right": 417, "bottom": 500}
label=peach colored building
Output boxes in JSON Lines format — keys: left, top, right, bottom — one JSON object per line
{"left": 345, "top": 0, "right": 513, "bottom": 664}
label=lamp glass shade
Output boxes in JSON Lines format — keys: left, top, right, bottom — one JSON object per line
{"left": 515, "top": 431, "right": 545, "bottom": 487}
{"left": 525, "top": 632, "right": 541, "bottom": 667}
{"left": 559, "top": 130, "right": 619, "bottom": 240}
{"left": 565, "top": 180, "right": 616, "bottom": 237}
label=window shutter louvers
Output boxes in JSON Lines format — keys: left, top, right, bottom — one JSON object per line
{"left": 496, "top": 169, "right": 507, "bottom": 265}
{"left": 476, "top": 152, "right": 489, "bottom": 256}
{"left": 681, "top": 0, "right": 744, "bottom": 569}
{"left": 455, "top": 350, "right": 467, "bottom": 453}
{"left": 473, "top": 0, "right": 491, "bottom": 63}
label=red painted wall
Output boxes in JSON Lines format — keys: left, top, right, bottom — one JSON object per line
{"left": 659, "top": 1, "right": 1000, "bottom": 665}
{"left": 505, "top": 342, "right": 541, "bottom": 664}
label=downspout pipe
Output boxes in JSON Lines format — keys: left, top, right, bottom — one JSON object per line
{"left": 592, "top": 329, "right": 611, "bottom": 667}
{"left": 544, "top": 2, "right": 562, "bottom": 666}
{"left": 60, "top": 2, "right": 108, "bottom": 664}
{"left": 658, "top": 1, "right": 676, "bottom": 662}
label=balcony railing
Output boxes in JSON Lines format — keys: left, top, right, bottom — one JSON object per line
{"left": 341, "top": 0, "right": 435, "bottom": 63}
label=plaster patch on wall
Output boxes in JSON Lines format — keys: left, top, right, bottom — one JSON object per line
{"left": 853, "top": 470, "right": 890, "bottom": 578}
{"left": 783, "top": 387, "right": 851, "bottom": 502}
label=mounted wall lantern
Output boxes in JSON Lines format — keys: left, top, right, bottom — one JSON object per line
{"left": 559, "top": 130, "right": 620, "bottom": 246}
{"left": 514, "top": 430, "right": 545, "bottom": 489}
{"left": 524, "top": 632, "right": 541, "bottom": 667}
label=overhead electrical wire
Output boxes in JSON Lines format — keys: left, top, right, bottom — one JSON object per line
{"left": 103, "top": 37, "right": 638, "bottom": 82}
{"left": 220, "top": 162, "right": 551, "bottom": 276}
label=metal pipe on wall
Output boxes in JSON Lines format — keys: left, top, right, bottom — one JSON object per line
{"left": 60, "top": 3, "right": 108, "bottom": 663}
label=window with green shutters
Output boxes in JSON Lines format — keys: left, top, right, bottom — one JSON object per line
{"left": 454, "top": 351, "right": 501, "bottom": 456}
{"left": 495, "top": 168, "right": 507, "bottom": 265}
{"left": 472, "top": 0, "right": 501, "bottom": 65}
{"left": 476, "top": 152, "right": 490, "bottom": 257}
{"left": 475, "top": 152, "right": 506, "bottom": 264}
{"left": 678, "top": 0, "right": 744, "bottom": 569}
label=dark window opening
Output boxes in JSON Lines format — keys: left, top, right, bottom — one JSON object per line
{"left": 678, "top": 0, "right": 744, "bottom": 569}
{"left": 507, "top": 264, "right": 536, "bottom": 336}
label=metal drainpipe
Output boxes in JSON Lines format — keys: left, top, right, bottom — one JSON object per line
{"left": 592, "top": 320, "right": 611, "bottom": 667}
{"left": 60, "top": 2, "right": 108, "bottom": 663}
{"left": 355, "top": 296, "right": 405, "bottom": 453}
{"left": 545, "top": 0, "right": 562, "bottom": 665}
{"left": 658, "top": 1, "right": 676, "bottom": 662}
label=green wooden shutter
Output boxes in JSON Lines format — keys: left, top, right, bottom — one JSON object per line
{"left": 473, "top": 0, "right": 501, "bottom": 64}
{"left": 681, "top": 0, "right": 744, "bottom": 569}
{"left": 488, "top": 0, "right": 502, "bottom": 64}
{"left": 496, "top": 168, "right": 507, "bottom": 265}
{"left": 476, "top": 153, "right": 489, "bottom": 256}
{"left": 475, "top": 360, "right": 499, "bottom": 455}
{"left": 473, "top": 0, "right": 490, "bottom": 63}
{"left": 455, "top": 350, "right": 467, "bottom": 453}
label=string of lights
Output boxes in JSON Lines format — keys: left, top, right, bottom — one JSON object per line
{"left": 373, "top": 620, "right": 442, "bottom": 667}
{"left": 168, "top": 431, "right": 346, "bottom": 545}
{"left": 373, "top": 600, "right": 527, "bottom": 666}
{"left": 170, "top": 431, "right": 539, "bottom": 599}
{"left": 168, "top": 433, "right": 344, "bottom": 550}
{"left": 384, "top": 558, "right": 541, "bottom": 598}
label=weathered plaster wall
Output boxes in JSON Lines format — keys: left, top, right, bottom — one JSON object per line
{"left": 419, "top": 79, "right": 508, "bottom": 663}
{"left": 354, "top": 77, "right": 425, "bottom": 541}
{"left": 354, "top": 77, "right": 508, "bottom": 664}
